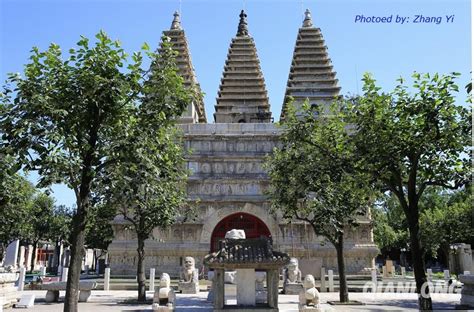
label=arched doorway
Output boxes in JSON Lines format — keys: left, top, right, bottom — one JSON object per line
{"left": 210, "top": 212, "right": 271, "bottom": 252}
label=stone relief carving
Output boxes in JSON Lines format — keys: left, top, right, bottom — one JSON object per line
{"left": 189, "top": 140, "right": 277, "bottom": 154}
{"left": 185, "top": 229, "right": 195, "bottom": 240}
{"left": 360, "top": 229, "right": 369, "bottom": 241}
{"left": 194, "top": 161, "right": 265, "bottom": 175}
{"left": 188, "top": 182, "right": 262, "bottom": 196}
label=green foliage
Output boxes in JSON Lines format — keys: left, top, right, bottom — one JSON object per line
{"left": 349, "top": 72, "right": 471, "bottom": 308}
{"left": 0, "top": 156, "right": 35, "bottom": 251}
{"left": 107, "top": 126, "right": 188, "bottom": 240}
{"left": 372, "top": 199, "right": 409, "bottom": 252}
{"left": 49, "top": 204, "right": 73, "bottom": 245}
{"left": 1, "top": 31, "right": 145, "bottom": 193}
{"left": 420, "top": 187, "right": 473, "bottom": 258}
{"left": 266, "top": 100, "right": 374, "bottom": 246}
{"left": 350, "top": 72, "right": 471, "bottom": 206}
{"left": 85, "top": 203, "right": 116, "bottom": 251}
{"left": 266, "top": 100, "right": 375, "bottom": 303}
{"left": 104, "top": 37, "right": 191, "bottom": 241}
{"left": 373, "top": 187, "right": 473, "bottom": 260}
{"left": 0, "top": 30, "right": 192, "bottom": 307}
{"left": 25, "top": 193, "right": 56, "bottom": 244}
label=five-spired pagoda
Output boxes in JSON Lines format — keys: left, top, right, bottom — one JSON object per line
{"left": 109, "top": 9, "right": 378, "bottom": 277}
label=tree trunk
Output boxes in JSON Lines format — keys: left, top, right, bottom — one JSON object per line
{"left": 0, "top": 242, "right": 6, "bottom": 264}
{"left": 64, "top": 203, "right": 89, "bottom": 312}
{"left": 407, "top": 207, "right": 433, "bottom": 311}
{"left": 29, "top": 241, "right": 38, "bottom": 273}
{"left": 92, "top": 250, "right": 96, "bottom": 272}
{"left": 137, "top": 236, "right": 147, "bottom": 302}
{"left": 335, "top": 234, "right": 349, "bottom": 303}
{"left": 63, "top": 106, "right": 99, "bottom": 312}
{"left": 53, "top": 240, "right": 61, "bottom": 275}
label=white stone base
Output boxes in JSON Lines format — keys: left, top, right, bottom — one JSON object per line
{"left": 152, "top": 303, "right": 174, "bottom": 312}
{"left": 299, "top": 304, "right": 322, "bottom": 312}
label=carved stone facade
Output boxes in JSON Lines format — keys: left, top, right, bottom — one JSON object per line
{"left": 108, "top": 9, "right": 378, "bottom": 277}
{"left": 109, "top": 124, "right": 378, "bottom": 277}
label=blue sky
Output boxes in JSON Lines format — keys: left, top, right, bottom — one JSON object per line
{"left": 1, "top": 0, "right": 471, "bottom": 208}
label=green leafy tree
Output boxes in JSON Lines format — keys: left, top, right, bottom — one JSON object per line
{"left": 104, "top": 39, "right": 190, "bottom": 301}
{"left": 0, "top": 31, "right": 150, "bottom": 311}
{"left": 85, "top": 203, "right": 116, "bottom": 272}
{"left": 0, "top": 157, "right": 35, "bottom": 262}
{"left": 349, "top": 72, "right": 471, "bottom": 310}
{"left": 266, "top": 101, "right": 374, "bottom": 303}
{"left": 25, "top": 193, "right": 55, "bottom": 272}
{"left": 49, "top": 205, "right": 73, "bottom": 274}
{"left": 372, "top": 196, "right": 410, "bottom": 255}
{"left": 420, "top": 187, "right": 474, "bottom": 268}
{"left": 374, "top": 187, "right": 473, "bottom": 270}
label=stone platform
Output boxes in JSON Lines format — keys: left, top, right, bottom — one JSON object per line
{"left": 2, "top": 290, "right": 465, "bottom": 311}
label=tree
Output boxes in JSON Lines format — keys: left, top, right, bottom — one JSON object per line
{"left": 349, "top": 72, "right": 471, "bottom": 310}
{"left": 25, "top": 193, "right": 55, "bottom": 272}
{"left": 49, "top": 205, "right": 73, "bottom": 274}
{"left": 420, "top": 187, "right": 473, "bottom": 269}
{"left": 85, "top": 202, "right": 116, "bottom": 272}
{"left": 108, "top": 127, "right": 188, "bottom": 301}
{"left": 104, "top": 39, "right": 190, "bottom": 301}
{"left": 0, "top": 31, "right": 149, "bottom": 311}
{"left": 265, "top": 101, "right": 374, "bottom": 303}
{"left": 0, "top": 157, "right": 35, "bottom": 262}
{"left": 372, "top": 195, "right": 410, "bottom": 255}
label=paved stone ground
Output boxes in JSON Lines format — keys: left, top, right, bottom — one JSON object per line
{"left": 4, "top": 290, "right": 467, "bottom": 311}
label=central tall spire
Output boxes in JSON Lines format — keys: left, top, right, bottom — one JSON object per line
{"left": 214, "top": 10, "right": 272, "bottom": 123}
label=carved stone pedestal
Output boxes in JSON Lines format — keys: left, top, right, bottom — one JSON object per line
{"left": 299, "top": 306, "right": 322, "bottom": 312}
{"left": 152, "top": 303, "right": 174, "bottom": 312}
{"left": 284, "top": 283, "right": 303, "bottom": 295}
{"left": 178, "top": 282, "right": 199, "bottom": 294}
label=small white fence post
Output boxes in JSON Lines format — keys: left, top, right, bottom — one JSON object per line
{"left": 18, "top": 267, "right": 26, "bottom": 291}
{"left": 320, "top": 267, "right": 326, "bottom": 292}
{"left": 61, "top": 267, "right": 68, "bottom": 282}
{"left": 328, "top": 269, "right": 334, "bottom": 292}
{"left": 371, "top": 268, "right": 377, "bottom": 293}
{"left": 149, "top": 268, "right": 156, "bottom": 292}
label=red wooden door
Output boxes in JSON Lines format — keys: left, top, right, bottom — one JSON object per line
{"left": 210, "top": 212, "right": 271, "bottom": 252}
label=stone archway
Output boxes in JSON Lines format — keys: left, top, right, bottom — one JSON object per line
{"left": 210, "top": 212, "right": 271, "bottom": 252}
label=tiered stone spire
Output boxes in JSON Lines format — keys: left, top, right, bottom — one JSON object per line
{"left": 214, "top": 10, "right": 272, "bottom": 123}
{"left": 280, "top": 9, "right": 341, "bottom": 120}
{"left": 162, "top": 11, "right": 207, "bottom": 123}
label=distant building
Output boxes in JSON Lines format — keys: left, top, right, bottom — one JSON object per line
{"left": 109, "top": 9, "right": 378, "bottom": 277}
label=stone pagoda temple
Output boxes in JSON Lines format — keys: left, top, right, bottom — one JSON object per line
{"left": 108, "top": 9, "right": 378, "bottom": 278}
